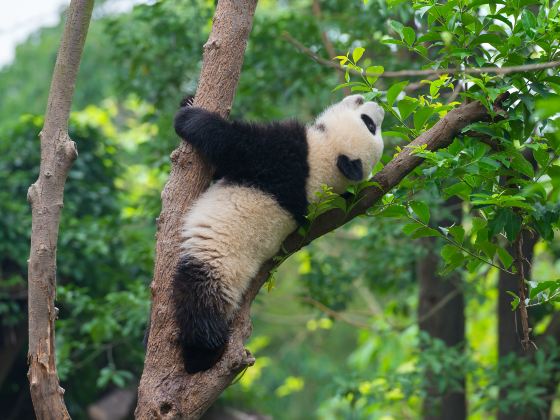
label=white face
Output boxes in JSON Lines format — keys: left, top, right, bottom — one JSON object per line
{"left": 306, "top": 94, "right": 385, "bottom": 200}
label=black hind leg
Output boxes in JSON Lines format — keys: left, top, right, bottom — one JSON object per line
{"left": 173, "top": 255, "right": 233, "bottom": 373}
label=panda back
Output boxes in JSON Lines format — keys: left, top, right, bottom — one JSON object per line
{"left": 217, "top": 120, "right": 310, "bottom": 225}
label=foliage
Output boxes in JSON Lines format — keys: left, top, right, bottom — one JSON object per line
{"left": 334, "top": 0, "right": 560, "bottom": 307}
{"left": 0, "top": 104, "right": 156, "bottom": 416}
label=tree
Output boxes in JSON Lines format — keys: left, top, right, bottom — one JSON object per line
{"left": 27, "top": 1, "right": 94, "bottom": 418}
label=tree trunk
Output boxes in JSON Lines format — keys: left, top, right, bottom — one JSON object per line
{"left": 497, "top": 229, "right": 538, "bottom": 420}
{"left": 136, "top": 1, "right": 259, "bottom": 418}
{"left": 27, "top": 1, "right": 94, "bottom": 418}
{"left": 498, "top": 230, "right": 536, "bottom": 358}
{"left": 418, "top": 198, "right": 466, "bottom": 420}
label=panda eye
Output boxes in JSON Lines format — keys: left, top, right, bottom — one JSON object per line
{"left": 361, "top": 114, "right": 376, "bottom": 135}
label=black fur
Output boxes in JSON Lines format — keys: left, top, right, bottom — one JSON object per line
{"left": 337, "top": 155, "right": 363, "bottom": 181}
{"left": 361, "top": 114, "right": 377, "bottom": 135}
{"left": 173, "top": 255, "right": 232, "bottom": 373}
{"left": 174, "top": 107, "right": 310, "bottom": 224}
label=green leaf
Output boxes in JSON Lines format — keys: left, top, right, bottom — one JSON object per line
{"left": 352, "top": 47, "right": 365, "bottom": 63}
{"left": 440, "top": 245, "right": 465, "bottom": 273}
{"left": 409, "top": 201, "right": 430, "bottom": 224}
{"left": 472, "top": 33, "right": 503, "bottom": 46}
{"left": 378, "top": 204, "right": 408, "bottom": 218}
{"left": 490, "top": 208, "right": 522, "bottom": 241}
{"left": 535, "top": 96, "right": 560, "bottom": 119}
{"left": 402, "top": 222, "right": 421, "bottom": 235}
{"left": 496, "top": 247, "right": 514, "bottom": 269}
{"left": 511, "top": 154, "right": 535, "bottom": 178}
{"left": 472, "top": 218, "right": 487, "bottom": 235}
{"left": 533, "top": 148, "right": 549, "bottom": 169}
{"left": 387, "top": 0, "right": 408, "bottom": 6}
{"left": 506, "top": 291, "right": 520, "bottom": 311}
{"left": 402, "top": 27, "right": 416, "bottom": 46}
{"left": 529, "top": 280, "right": 560, "bottom": 300}
{"left": 443, "top": 183, "right": 471, "bottom": 200}
{"left": 448, "top": 225, "right": 465, "bottom": 244}
{"left": 413, "top": 107, "right": 434, "bottom": 130}
{"left": 386, "top": 81, "right": 408, "bottom": 107}
{"left": 390, "top": 20, "right": 404, "bottom": 38}
{"left": 365, "top": 65, "right": 384, "bottom": 85}
{"left": 441, "top": 244, "right": 459, "bottom": 261}
{"left": 397, "top": 98, "right": 418, "bottom": 120}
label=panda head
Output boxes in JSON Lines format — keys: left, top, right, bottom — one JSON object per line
{"left": 306, "top": 94, "right": 385, "bottom": 200}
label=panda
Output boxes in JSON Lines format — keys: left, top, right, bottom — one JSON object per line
{"left": 172, "top": 94, "right": 384, "bottom": 373}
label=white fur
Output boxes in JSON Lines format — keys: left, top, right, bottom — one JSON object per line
{"left": 306, "top": 94, "right": 384, "bottom": 201}
{"left": 181, "top": 181, "right": 297, "bottom": 308}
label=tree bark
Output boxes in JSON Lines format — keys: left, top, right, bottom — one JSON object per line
{"left": 136, "top": 1, "right": 259, "bottom": 418}
{"left": 26, "top": 1, "right": 94, "bottom": 419}
{"left": 418, "top": 198, "right": 466, "bottom": 420}
{"left": 498, "top": 230, "right": 536, "bottom": 359}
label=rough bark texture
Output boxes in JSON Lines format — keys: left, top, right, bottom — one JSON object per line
{"left": 498, "top": 230, "right": 536, "bottom": 359}
{"left": 418, "top": 198, "right": 466, "bottom": 420}
{"left": 136, "top": 1, "right": 259, "bottom": 418}
{"left": 26, "top": 1, "right": 94, "bottom": 419}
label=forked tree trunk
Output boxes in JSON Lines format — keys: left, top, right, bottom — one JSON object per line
{"left": 136, "top": 1, "right": 259, "bottom": 418}
{"left": 27, "top": 1, "right": 94, "bottom": 419}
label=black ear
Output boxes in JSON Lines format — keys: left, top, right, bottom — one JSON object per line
{"left": 337, "top": 155, "right": 363, "bottom": 181}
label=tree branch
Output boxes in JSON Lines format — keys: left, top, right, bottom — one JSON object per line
{"left": 311, "top": 0, "right": 348, "bottom": 93}
{"left": 282, "top": 32, "right": 560, "bottom": 78}
{"left": 27, "top": 1, "right": 94, "bottom": 419}
{"left": 136, "top": 1, "right": 259, "bottom": 418}
{"left": 514, "top": 232, "right": 532, "bottom": 351}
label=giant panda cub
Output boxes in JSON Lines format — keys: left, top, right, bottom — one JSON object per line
{"left": 173, "top": 94, "right": 384, "bottom": 373}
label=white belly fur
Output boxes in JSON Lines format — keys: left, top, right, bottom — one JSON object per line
{"left": 181, "top": 181, "right": 297, "bottom": 308}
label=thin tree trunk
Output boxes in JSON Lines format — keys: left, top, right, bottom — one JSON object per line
{"left": 27, "top": 1, "right": 94, "bottom": 418}
{"left": 497, "top": 229, "right": 538, "bottom": 420}
{"left": 418, "top": 198, "right": 466, "bottom": 420}
{"left": 498, "top": 230, "right": 536, "bottom": 358}
{"left": 136, "top": 1, "right": 259, "bottom": 418}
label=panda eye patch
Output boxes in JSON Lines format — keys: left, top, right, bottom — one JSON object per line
{"left": 361, "top": 114, "right": 376, "bottom": 135}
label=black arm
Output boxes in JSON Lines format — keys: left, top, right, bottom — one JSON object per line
{"left": 174, "top": 107, "right": 237, "bottom": 166}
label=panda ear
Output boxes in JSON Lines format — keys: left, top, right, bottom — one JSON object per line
{"left": 336, "top": 155, "right": 363, "bottom": 181}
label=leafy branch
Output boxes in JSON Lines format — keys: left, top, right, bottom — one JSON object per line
{"left": 283, "top": 32, "right": 560, "bottom": 79}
